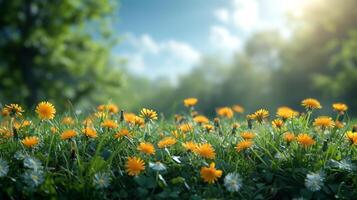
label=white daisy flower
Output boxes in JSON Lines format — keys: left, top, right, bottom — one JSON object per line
{"left": 93, "top": 172, "right": 111, "bottom": 189}
{"left": 149, "top": 161, "right": 167, "bottom": 172}
{"left": 305, "top": 171, "right": 325, "bottom": 192}
{"left": 224, "top": 172, "right": 243, "bottom": 192}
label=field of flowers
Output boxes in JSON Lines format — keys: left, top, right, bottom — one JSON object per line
{"left": 0, "top": 98, "right": 356, "bottom": 199}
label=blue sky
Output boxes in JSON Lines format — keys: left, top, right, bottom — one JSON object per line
{"left": 113, "top": 0, "right": 307, "bottom": 82}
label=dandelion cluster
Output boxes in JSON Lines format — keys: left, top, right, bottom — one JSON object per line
{"left": 0, "top": 98, "right": 356, "bottom": 199}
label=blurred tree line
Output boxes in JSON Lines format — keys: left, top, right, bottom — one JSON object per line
{"left": 126, "top": 0, "right": 357, "bottom": 116}
{"left": 0, "top": 0, "right": 122, "bottom": 110}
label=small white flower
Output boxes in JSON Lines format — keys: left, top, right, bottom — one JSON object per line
{"left": 224, "top": 172, "right": 243, "bottom": 192}
{"left": 93, "top": 172, "right": 111, "bottom": 189}
{"left": 0, "top": 158, "right": 9, "bottom": 177}
{"left": 24, "top": 156, "right": 43, "bottom": 172}
{"left": 305, "top": 171, "right": 325, "bottom": 192}
{"left": 22, "top": 170, "right": 44, "bottom": 187}
{"left": 149, "top": 161, "right": 167, "bottom": 172}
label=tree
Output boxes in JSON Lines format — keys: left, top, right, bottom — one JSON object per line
{"left": 0, "top": 0, "right": 121, "bottom": 109}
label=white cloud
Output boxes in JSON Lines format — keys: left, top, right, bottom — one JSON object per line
{"left": 121, "top": 33, "right": 201, "bottom": 82}
{"left": 232, "top": 0, "right": 260, "bottom": 31}
{"left": 214, "top": 8, "right": 229, "bottom": 23}
{"left": 209, "top": 26, "right": 241, "bottom": 52}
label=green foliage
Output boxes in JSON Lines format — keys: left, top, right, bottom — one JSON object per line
{"left": 0, "top": 0, "right": 121, "bottom": 109}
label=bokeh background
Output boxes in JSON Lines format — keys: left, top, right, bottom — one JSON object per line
{"left": 1, "top": 0, "right": 357, "bottom": 116}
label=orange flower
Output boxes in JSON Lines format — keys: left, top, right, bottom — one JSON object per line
{"left": 179, "top": 123, "right": 193, "bottom": 133}
{"left": 252, "top": 109, "right": 269, "bottom": 123}
{"left": 332, "top": 103, "right": 348, "bottom": 115}
{"left": 193, "top": 115, "right": 209, "bottom": 124}
{"left": 297, "top": 133, "right": 315, "bottom": 147}
{"left": 200, "top": 162, "right": 222, "bottom": 184}
{"left": 114, "top": 128, "right": 131, "bottom": 138}
{"left": 35, "top": 101, "right": 56, "bottom": 120}
{"left": 61, "top": 130, "right": 77, "bottom": 140}
{"left": 232, "top": 104, "right": 244, "bottom": 113}
{"left": 195, "top": 143, "right": 216, "bottom": 159}
{"left": 276, "top": 106, "right": 298, "bottom": 120}
{"left": 240, "top": 131, "right": 255, "bottom": 140}
{"left": 158, "top": 137, "right": 177, "bottom": 148}
{"left": 101, "top": 120, "right": 118, "bottom": 129}
{"left": 182, "top": 141, "right": 198, "bottom": 152}
{"left": 126, "top": 157, "right": 145, "bottom": 176}
{"left": 313, "top": 116, "right": 335, "bottom": 129}
{"left": 184, "top": 98, "right": 198, "bottom": 107}
{"left": 301, "top": 98, "right": 322, "bottom": 110}
{"left": 137, "top": 142, "right": 155, "bottom": 155}
{"left": 272, "top": 119, "right": 284, "bottom": 129}
{"left": 22, "top": 136, "right": 39, "bottom": 148}
{"left": 216, "top": 107, "right": 234, "bottom": 119}
{"left": 236, "top": 140, "right": 253, "bottom": 152}
{"left": 283, "top": 132, "right": 295, "bottom": 143}
{"left": 82, "top": 127, "right": 97, "bottom": 138}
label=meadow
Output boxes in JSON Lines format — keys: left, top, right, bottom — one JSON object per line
{"left": 0, "top": 98, "right": 356, "bottom": 199}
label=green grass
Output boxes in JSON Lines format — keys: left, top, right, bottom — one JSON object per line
{"left": 0, "top": 103, "right": 357, "bottom": 199}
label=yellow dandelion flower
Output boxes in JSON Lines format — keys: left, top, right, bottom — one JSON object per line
{"left": 137, "top": 142, "right": 155, "bottom": 155}
{"left": 346, "top": 131, "right": 357, "bottom": 144}
{"left": 335, "top": 120, "right": 344, "bottom": 129}
{"left": 4, "top": 104, "right": 24, "bottom": 117}
{"left": 158, "top": 137, "right": 177, "bottom": 148}
{"left": 62, "top": 117, "right": 75, "bottom": 126}
{"left": 313, "top": 116, "right": 335, "bottom": 129}
{"left": 193, "top": 115, "right": 209, "bottom": 124}
{"left": 203, "top": 124, "right": 214, "bottom": 132}
{"left": 82, "top": 127, "right": 97, "bottom": 138}
{"left": 240, "top": 131, "right": 255, "bottom": 140}
{"left": 101, "top": 119, "right": 118, "bottom": 129}
{"left": 252, "top": 109, "right": 269, "bottom": 123}
{"left": 332, "top": 103, "right": 348, "bottom": 115}
{"left": 200, "top": 162, "right": 222, "bottom": 184}
{"left": 134, "top": 116, "right": 145, "bottom": 126}
{"left": 179, "top": 123, "right": 193, "bottom": 133}
{"left": 297, "top": 133, "right": 315, "bottom": 147}
{"left": 14, "top": 120, "right": 32, "bottom": 130}
{"left": 232, "top": 104, "right": 244, "bottom": 113}
{"left": 60, "top": 130, "right": 77, "bottom": 140}
{"left": 195, "top": 143, "right": 216, "bottom": 159}
{"left": 301, "top": 98, "right": 322, "bottom": 110}
{"left": 22, "top": 136, "right": 39, "bottom": 148}
{"left": 35, "top": 101, "right": 56, "bottom": 120}
{"left": 236, "top": 140, "right": 253, "bottom": 152}
{"left": 107, "top": 103, "right": 119, "bottom": 114}
{"left": 276, "top": 106, "right": 297, "bottom": 120}
{"left": 182, "top": 141, "right": 198, "bottom": 152}
{"left": 50, "top": 126, "right": 58, "bottom": 134}
{"left": 216, "top": 107, "right": 234, "bottom": 119}
{"left": 97, "top": 104, "right": 106, "bottom": 112}
{"left": 283, "top": 132, "right": 295, "bottom": 143}
{"left": 95, "top": 111, "right": 107, "bottom": 119}
{"left": 114, "top": 128, "right": 131, "bottom": 139}
{"left": 82, "top": 117, "right": 93, "bottom": 126}
{"left": 140, "top": 108, "right": 158, "bottom": 121}
{"left": 124, "top": 113, "right": 136, "bottom": 124}
{"left": 184, "top": 98, "right": 198, "bottom": 107}
{"left": 126, "top": 157, "right": 145, "bottom": 176}
{"left": 272, "top": 119, "right": 284, "bottom": 129}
